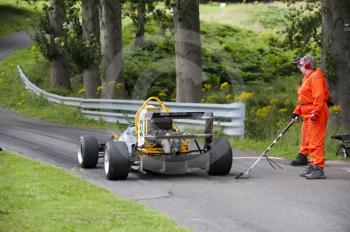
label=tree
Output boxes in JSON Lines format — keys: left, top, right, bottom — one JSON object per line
{"left": 82, "top": 0, "right": 101, "bottom": 98}
{"left": 173, "top": 0, "right": 202, "bottom": 103}
{"left": 124, "top": 0, "right": 147, "bottom": 48}
{"left": 124, "top": 0, "right": 159, "bottom": 48}
{"left": 321, "top": 0, "right": 350, "bottom": 130}
{"left": 99, "top": 0, "right": 124, "bottom": 99}
{"left": 283, "top": 0, "right": 322, "bottom": 54}
{"left": 151, "top": 0, "right": 173, "bottom": 37}
{"left": 134, "top": 1, "right": 146, "bottom": 48}
{"left": 48, "top": 0, "right": 71, "bottom": 89}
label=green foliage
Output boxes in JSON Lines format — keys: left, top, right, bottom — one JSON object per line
{"left": 283, "top": 0, "right": 321, "bottom": 54}
{"left": 121, "top": 21, "right": 296, "bottom": 104}
{"left": 254, "top": 5, "right": 289, "bottom": 29}
{"left": 123, "top": 0, "right": 156, "bottom": 25}
{"left": 31, "top": 4, "right": 52, "bottom": 60}
{"left": 149, "top": 0, "right": 173, "bottom": 36}
{"left": 0, "top": 151, "right": 187, "bottom": 231}
{"left": 61, "top": 0, "right": 100, "bottom": 74}
{"left": 123, "top": 28, "right": 176, "bottom": 100}
{"left": 32, "top": 1, "right": 100, "bottom": 75}
{"left": 122, "top": 0, "right": 173, "bottom": 39}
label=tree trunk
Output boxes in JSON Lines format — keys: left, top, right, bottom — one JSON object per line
{"left": 99, "top": 0, "right": 124, "bottom": 99}
{"left": 82, "top": 0, "right": 101, "bottom": 98}
{"left": 321, "top": 0, "right": 350, "bottom": 130}
{"left": 135, "top": 1, "right": 146, "bottom": 48}
{"left": 173, "top": 0, "right": 202, "bottom": 103}
{"left": 48, "top": 0, "right": 71, "bottom": 89}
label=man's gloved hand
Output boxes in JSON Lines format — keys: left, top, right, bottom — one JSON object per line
{"left": 310, "top": 114, "right": 317, "bottom": 122}
{"left": 292, "top": 113, "right": 299, "bottom": 122}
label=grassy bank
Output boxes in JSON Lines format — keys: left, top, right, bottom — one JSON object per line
{"left": 0, "top": 150, "right": 187, "bottom": 231}
{"left": 200, "top": 2, "right": 290, "bottom": 32}
{"left": 0, "top": 0, "right": 42, "bottom": 36}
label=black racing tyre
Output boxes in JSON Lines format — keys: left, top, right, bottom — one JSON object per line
{"left": 78, "top": 135, "right": 99, "bottom": 168}
{"left": 104, "top": 141, "right": 130, "bottom": 180}
{"left": 207, "top": 136, "right": 233, "bottom": 176}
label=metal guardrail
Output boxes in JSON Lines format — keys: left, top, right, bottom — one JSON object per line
{"left": 18, "top": 65, "right": 245, "bottom": 136}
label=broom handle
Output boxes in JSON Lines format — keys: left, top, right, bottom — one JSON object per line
{"left": 243, "top": 118, "right": 296, "bottom": 177}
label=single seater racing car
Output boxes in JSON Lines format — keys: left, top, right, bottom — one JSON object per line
{"left": 77, "top": 97, "right": 233, "bottom": 180}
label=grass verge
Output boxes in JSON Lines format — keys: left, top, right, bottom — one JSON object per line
{"left": 0, "top": 150, "right": 187, "bottom": 231}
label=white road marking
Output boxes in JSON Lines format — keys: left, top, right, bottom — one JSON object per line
{"left": 233, "top": 156, "right": 285, "bottom": 160}
{"left": 190, "top": 218, "right": 204, "bottom": 222}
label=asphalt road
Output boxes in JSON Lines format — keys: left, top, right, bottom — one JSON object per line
{"left": 0, "top": 31, "right": 32, "bottom": 60}
{"left": 1, "top": 32, "right": 350, "bottom": 232}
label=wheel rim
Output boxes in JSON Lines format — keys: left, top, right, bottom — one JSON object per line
{"left": 104, "top": 148, "right": 110, "bottom": 175}
{"left": 77, "top": 143, "right": 83, "bottom": 164}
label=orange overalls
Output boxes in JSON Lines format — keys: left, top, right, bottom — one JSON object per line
{"left": 293, "top": 69, "right": 330, "bottom": 168}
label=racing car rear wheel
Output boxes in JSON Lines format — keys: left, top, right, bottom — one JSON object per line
{"left": 104, "top": 141, "right": 130, "bottom": 180}
{"left": 207, "top": 136, "right": 233, "bottom": 175}
{"left": 78, "top": 135, "right": 99, "bottom": 168}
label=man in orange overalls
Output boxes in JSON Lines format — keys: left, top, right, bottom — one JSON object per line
{"left": 290, "top": 55, "right": 330, "bottom": 179}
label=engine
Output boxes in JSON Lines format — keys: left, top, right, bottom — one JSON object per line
{"left": 147, "top": 117, "right": 184, "bottom": 155}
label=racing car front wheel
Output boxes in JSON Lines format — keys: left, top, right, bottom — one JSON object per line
{"left": 78, "top": 135, "right": 99, "bottom": 168}
{"left": 104, "top": 141, "right": 130, "bottom": 180}
{"left": 208, "top": 136, "right": 233, "bottom": 175}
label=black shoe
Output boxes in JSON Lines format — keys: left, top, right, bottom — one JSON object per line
{"left": 300, "top": 165, "right": 315, "bottom": 177}
{"left": 305, "top": 166, "right": 326, "bottom": 179}
{"left": 290, "top": 153, "right": 308, "bottom": 166}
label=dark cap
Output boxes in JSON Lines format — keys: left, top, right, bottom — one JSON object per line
{"left": 292, "top": 55, "right": 304, "bottom": 65}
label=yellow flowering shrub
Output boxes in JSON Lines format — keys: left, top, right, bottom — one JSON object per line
{"left": 108, "top": 81, "right": 116, "bottom": 87}
{"left": 256, "top": 105, "right": 272, "bottom": 119}
{"left": 226, "top": 94, "right": 234, "bottom": 102}
{"left": 115, "top": 83, "right": 124, "bottom": 90}
{"left": 330, "top": 105, "right": 342, "bottom": 114}
{"left": 16, "top": 100, "right": 25, "bottom": 107}
{"left": 79, "top": 88, "right": 86, "bottom": 94}
{"left": 158, "top": 91, "right": 167, "bottom": 97}
{"left": 31, "top": 45, "right": 40, "bottom": 62}
{"left": 220, "top": 82, "right": 229, "bottom": 90}
{"left": 278, "top": 108, "right": 287, "bottom": 114}
{"left": 270, "top": 98, "right": 278, "bottom": 106}
{"left": 235, "top": 91, "right": 253, "bottom": 103}
{"left": 204, "top": 83, "right": 212, "bottom": 91}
